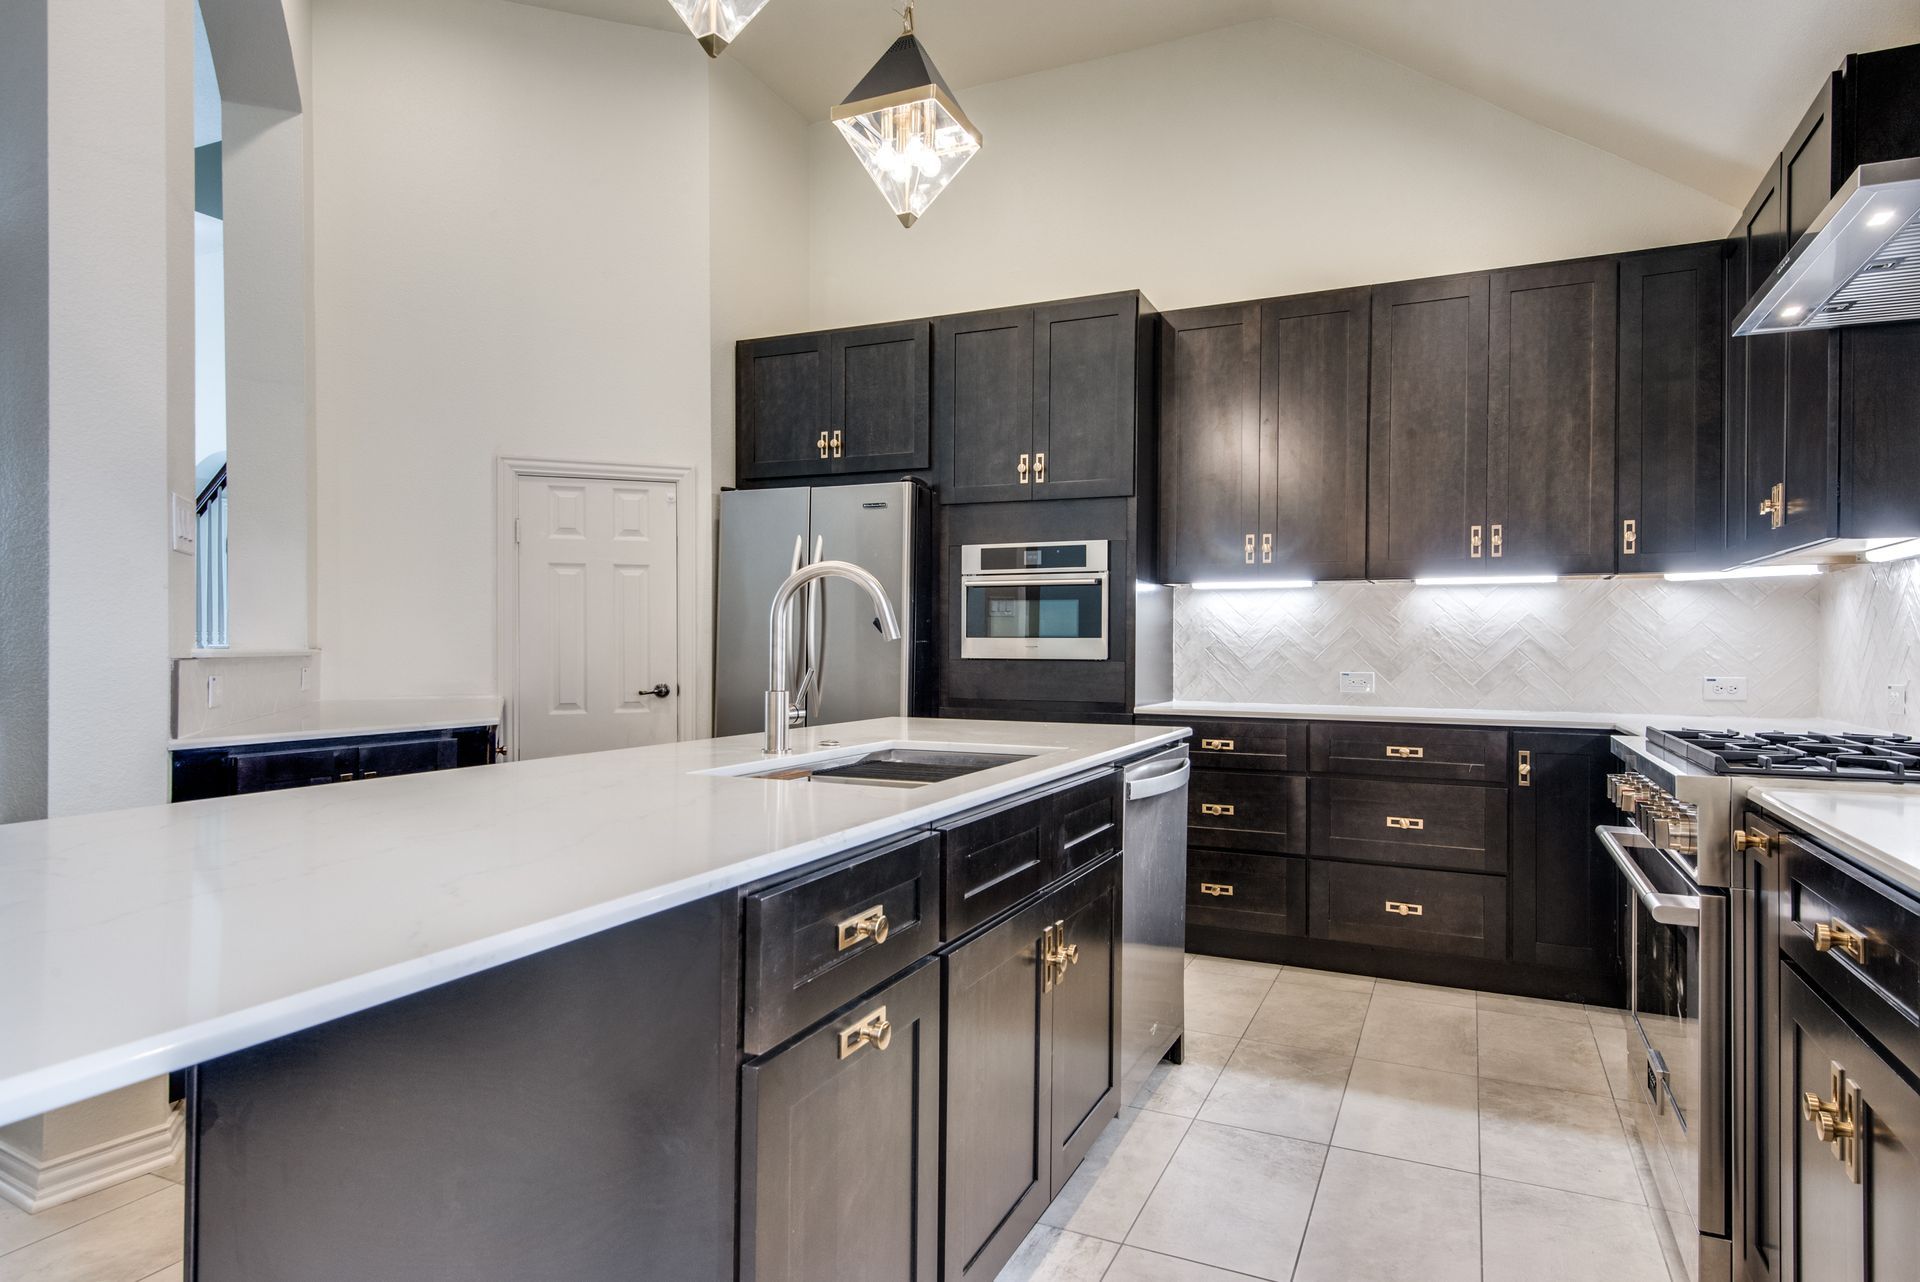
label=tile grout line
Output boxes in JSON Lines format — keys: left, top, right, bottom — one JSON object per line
{"left": 0, "top": 1184, "right": 181, "bottom": 1265}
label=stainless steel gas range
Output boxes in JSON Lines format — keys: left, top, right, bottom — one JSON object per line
{"left": 1601, "top": 727, "right": 1920, "bottom": 1282}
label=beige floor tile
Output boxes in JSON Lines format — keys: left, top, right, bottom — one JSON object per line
{"left": 1477, "top": 1009, "right": 1610, "bottom": 1095}
{"left": 1242, "top": 981, "right": 1370, "bottom": 1056}
{"left": 1329, "top": 1057, "right": 1479, "bottom": 1173}
{"left": 0, "top": 1183, "right": 183, "bottom": 1282}
{"left": 1274, "top": 966, "right": 1374, "bottom": 994}
{"left": 1292, "top": 1147, "right": 1481, "bottom": 1282}
{"left": 1041, "top": 1107, "right": 1191, "bottom": 1242}
{"left": 1101, "top": 1245, "right": 1259, "bottom": 1282}
{"left": 1592, "top": 1022, "right": 1638, "bottom": 1101}
{"left": 1186, "top": 956, "right": 1281, "bottom": 979}
{"left": 1586, "top": 1003, "right": 1633, "bottom": 1029}
{"left": 1137, "top": 1032, "right": 1236, "bottom": 1118}
{"left": 1478, "top": 1077, "right": 1644, "bottom": 1204}
{"left": 137, "top": 1268, "right": 183, "bottom": 1282}
{"left": 1372, "top": 977, "right": 1478, "bottom": 1009}
{"left": 0, "top": 1177, "right": 172, "bottom": 1256}
{"left": 1476, "top": 991, "right": 1593, "bottom": 1024}
{"left": 996, "top": 1225, "right": 1120, "bottom": 1282}
{"left": 1481, "top": 1176, "right": 1672, "bottom": 1282}
{"left": 1356, "top": 993, "right": 1478, "bottom": 1075}
{"left": 1196, "top": 1040, "right": 1352, "bottom": 1144}
{"left": 1184, "top": 964, "right": 1278, "bottom": 1038}
{"left": 1125, "top": 1121, "right": 1324, "bottom": 1281}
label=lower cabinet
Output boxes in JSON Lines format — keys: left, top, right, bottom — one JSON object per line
{"left": 1508, "top": 731, "right": 1617, "bottom": 973}
{"left": 1307, "top": 860, "right": 1506, "bottom": 959}
{"left": 1186, "top": 850, "right": 1306, "bottom": 937}
{"left": 739, "top": 960, "right": 943, "bottom": 1282}
{"left": 944, "top": 856, "right": 1121, "bottom": 1282}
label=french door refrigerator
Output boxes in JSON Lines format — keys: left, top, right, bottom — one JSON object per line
{"left": 714, "top": 481, "right": 934, "bottom": 738}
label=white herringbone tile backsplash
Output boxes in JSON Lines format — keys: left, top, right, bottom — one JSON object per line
{"left": 1173, "top": 577, "right": 1825, "bottom": 718}
{"left": 1820, "top": 559, "right": 1920, "bottom": 735}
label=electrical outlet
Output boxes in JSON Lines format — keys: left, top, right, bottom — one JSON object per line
{"left": 169, "top": 492, "right": 195, "bottom": 555}
{"left": 300, "top": 665, "right": 312, "bottom": 691}
{"left": 1339, "top": 670, "right": 1376, "bottom": 694}
{"left": 1888, "top": 683, "right": 1909, "bottom": 717}
{"left": 207, "top": 675, "right": 223, "bottom": 709}
{"left": 1703, "top": 675, "right": 1747, "bottom": 702}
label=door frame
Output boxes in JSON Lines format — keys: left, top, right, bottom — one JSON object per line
{"left": 494, "top": 456, "right": 699, "bottom": 760}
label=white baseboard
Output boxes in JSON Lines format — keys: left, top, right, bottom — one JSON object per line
{"left": 0, "top": 1104, "right": 183, "bottom": 1214}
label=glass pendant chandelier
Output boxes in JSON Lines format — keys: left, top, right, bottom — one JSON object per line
{"left": 669, "top": 0, "right": 771, "bottom": 57}
{"left": 831, "top": 1, "right": 982, "bottom": 227}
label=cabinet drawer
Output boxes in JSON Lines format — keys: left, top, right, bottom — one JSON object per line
{"left": 743, "top": 833, "right": 941, "bottom": 1055}
{"left": 1187, "top": 851, "right": 1305, "bottom": 937}
{"left": 1052, "top": 770, "right": 1122, "bottom": 875}
{"left": 356, "top": 735, "right": 459, "bottom": 779}
{"left": 1189, "top": 769, "right": 1307, "bottom": 854}
{"left": 940, "top": 769, "right": 1121, "bottom": 936}
{"left": 1308, "top": 861, "right": 1507, "bottom": 959}
{"left": 232, "top": 744, "right": 360, "bottom": 792}
{"left": 1310, "top": 722, "right": 1509, "bottom": 782}
{"left": 1181, "top": 719, "right": 1307, "bottom": 772}
{"left": 1310, "top": 776, "right": 1508, "bottom": 873}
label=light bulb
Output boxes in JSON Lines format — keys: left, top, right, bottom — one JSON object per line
{"left": 916, "top": 149, "right": 942, "bottom": 177}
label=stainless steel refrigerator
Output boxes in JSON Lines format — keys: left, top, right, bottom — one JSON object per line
{"left": 714, "top": 481, "right": 934, "bottom": 738}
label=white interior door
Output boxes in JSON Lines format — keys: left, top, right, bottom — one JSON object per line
{"left": 514, "top": 475, "right": 679, "bottom": 760}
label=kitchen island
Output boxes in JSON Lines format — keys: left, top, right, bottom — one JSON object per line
{"left": 0, "top": 717, "right": 1185, "bottom": 1281}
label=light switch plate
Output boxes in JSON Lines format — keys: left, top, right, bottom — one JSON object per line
{"left": 206, "top": 675, "right": 222, "bottom": 709}
{"left": 170, "top": 493, "right": 195, "bottom": 555}
{"left": 1703, "top": 675, "right": 1748, "bottom": 702}
{"left": 1339, "top": 670, "right": 1376, "bottom": 694}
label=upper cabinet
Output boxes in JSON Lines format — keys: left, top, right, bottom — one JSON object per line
{"left": 938, "top": 293, "right": 1150, "bottom": 505}
{"left": 1617, "top": 242, "right": 1729, "bottom": 573}
{"left": 736, "top": 321, "right": 931, "bottom": 481}
{"left": 1159, "top": 289, "right": 1368, "bottom": 583}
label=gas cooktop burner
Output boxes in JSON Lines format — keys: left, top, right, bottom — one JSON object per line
{"left": 1645, "top": 726, "right": 1920, "bottom": 779}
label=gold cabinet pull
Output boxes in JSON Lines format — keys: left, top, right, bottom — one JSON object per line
{"left": 1199, "top": 882, "right": 1234, "bottom": 897}
{"left": 1034, "top": 451, "right": 1046, "bottom": 483}
{"left": 837, "top": 1005, "right": 893, "bottom": 1059}
{"left": 835, "top": 904, "right": 890, "bottom": 951}
{"left": 1802, "top": 1062, "right": 1862, "bottom": 1182}
{"left": 1018, "top": 452, "right": 1031, "bottom": 484}
{"left": 1245, "top": 533, "right": 1256, "bottom": 564}
{"left": 1385, "top": 900, "right": 1424, "bottom": 917}
{"left": 1814, "top": 918, "right": 1868, "bottom": 964}
{"left": 1470, "top": 524, "right": 1484, "bottom": 558}
{"left": 830, "top": 429, "right": 843, "bottom": 459}
{"left": 1490, "top": 523, "right": 1504, "bottom": 558}
{"left": 1041, "top": 921, "right": 1080, "bottom": 991}
{"left": 1199, "top": 737, "right": 1235, "bottom": 752}
{"left": 1517, "top": 749, "right": 1532, "bottom": 788}
{"left": 1385, "top": 745, "right": 1425, "bottom": 759}
{"left": 1199, "top": 803, "right": 1236, "bottom": 817}
{"left": 816, "top": 431, "right": 830, "bottom": 459}
{"left": 1261, "top": 533, "right": 1273, "bottom": 564}
{"left": 1733, "top": 828, "right": 1770, "bottom": 852}
{"left": 1385, "top": 816, "right": 1425, "bottom": 830}
{"left": 1622, "top": 518, "right": 1637, "bottom": 556}
{"left": 1759, "top": 482, "right": 1785, "bottom": 529}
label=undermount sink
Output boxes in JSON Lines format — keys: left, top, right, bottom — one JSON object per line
{"left": 731, "top": 746, "right": 1036, "bottom": 788}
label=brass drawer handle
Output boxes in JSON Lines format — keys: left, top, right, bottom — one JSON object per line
{"left": 837, "top": 1006, "right": 892, "bottom": 1059}
{"left": 1802, "top": 1062, "right": 1862, "bottom": 1182}
{"left": 1814, "top": 918, "right": 1868, "bottom": 964}
{"left": 1470, "top": 524, "right": 1483, "bottom": 558}
{"left": 1261, "top": 532, "right": 1272, "bottom": 564}
{"left": 1517, "top": 749, "right": 1531, "bottom": 788}
{"left": 1384, "top": 900, "right": 1424, "bottom": 917}
{"left": 1041, "top": 921, "right": 1080, "bottom": 992}
{"left": 1733, "top": 828, "right": 1770, "bottom": 852}
{"left": 1034, "top": 451, "right": 1046, "bottom": 483}
{"left": 1199, "top": 803, "right": 1236, "bottom": 817}
{"left": 1018, "top": 452, "right": 1031, "bottom": 484}
{"left": 835, "top": 904, "right": 890, "bottom": 951}
{"left": 1490, "top": 523, "right": 1503, "bottom": 558}
{"left": 830, "top": 429, "right": 843, "bottom": 459}
{"left": 1385, "top": 816, "right": 1425, "bottom": 830}
{"left": 1200, "top": 737, "right": 1235, "bottom": 752}
{"left": 1385, "top": 745, "right": 1425, "bottom": 759}
{"left": 1759, "top": 481, "right": 1785, "bottom": 529}
{"left": 1199, "top": 882, "right": 1234, "bottom": 897}
{"left": 1244, "top": 533, "right": 1256, "bottom": 564}
{"left": 816, "top": 431, "right": 830, "bottom": 459}
{"left": 1622, "top": 518, "right": 1637, "bottom": 556}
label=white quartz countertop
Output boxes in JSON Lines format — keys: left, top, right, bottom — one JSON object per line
{"left": 169, "top": 696, "right": 505, "bottom": 749}
{"left": 1747, "top": 786, "right": 1920, "bottom": 899}
{"left": 0, "top": 717, "right": 1183, "bottom": 1127}
{"left": 1136, "top": 701, "right": 1869, "bottom": 736}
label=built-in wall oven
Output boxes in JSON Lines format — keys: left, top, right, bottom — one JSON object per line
{"left": 959, "top": 540, "right": 1109, "bottom": 661}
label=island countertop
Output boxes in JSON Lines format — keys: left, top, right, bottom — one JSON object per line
{"left": 1748, "top": 784, "right": 1920, "bottom": 899}
{"left": 0, "top": 717, "right": 1184, "bottom": 1127}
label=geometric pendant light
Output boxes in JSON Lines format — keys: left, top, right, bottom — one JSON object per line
{"left": 831, "top": 1, "right": 982, "bottom": 227}
{"left": 669, "top": 0, "right": 772, "bottom": 57}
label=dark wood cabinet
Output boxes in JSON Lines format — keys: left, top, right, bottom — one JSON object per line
{"left": 1045, "top": 857, "right": 1121, "bottom": 1196}
{"left": 1159, "top": 303, "right": 1262, "bottom": 581}
{"left": 940, "top": 294, "right": 1146, "bottom": 505}
{"left": 740, "top": 960, "right": 942, "bottom": 1282}
{"left": 1367, "top": 273, "right": 1490, "bottom": 579}
{"left": 1487, "top": 259, "right": 1618, "bottom": 574}
{"left": 1187, "top": 850, "right": 1306, "bottom": 937}
{"left": 1308, "top": 860, "right": 1506, "bottom": 960}
{"left": 1508, "top": 732, "right": 1615, "bottom": 974}
{"left": 1618, "top": 243, "right": 1728, "bottom": 573}
{"left": 172, "top": 726, "right": 496, "bottom": 802}
{"left": 1311, "top": 776, "right": 1507, "bottom": 874}
{"left": 1734, "top": 815, "right": 1784, "bottom": 1282}
{"left": 737, "top": 322, "right": 931, "bottom": 481}
{"left": 1188, "top": 769, "right": 1307, "bottom": 854}
{"left": 1308, "top": 721, "right": 1508, "bottom": 784}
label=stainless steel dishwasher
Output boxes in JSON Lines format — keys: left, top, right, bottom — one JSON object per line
{"left": 1120, "top": 743, "right": 1190, "bottom": 1104}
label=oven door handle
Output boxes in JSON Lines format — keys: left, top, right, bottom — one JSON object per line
{"left": 962, "top": 575, "right": 1106, "bottom": 589}
{"left": 1597, "top": 826, "right": 1701, "bottom": 926}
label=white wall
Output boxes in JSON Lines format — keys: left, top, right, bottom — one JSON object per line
{"left": 310, "top": 0, "right": 714, "bottom": 704}
{"left": 804, "top": 18, "right": 1737, "bottom": 326}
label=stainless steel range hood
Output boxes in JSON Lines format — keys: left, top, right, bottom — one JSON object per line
{"left": 1732, "top": 157, "right": 1920, "bottom": 335}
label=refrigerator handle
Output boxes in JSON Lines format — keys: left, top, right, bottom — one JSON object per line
{"left": 802, "top": 535, "right": 827, "bottom": 713}
{"left": 783, "top": 536, "right": 809, "bottom": 720}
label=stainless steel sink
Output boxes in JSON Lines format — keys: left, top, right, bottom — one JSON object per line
{"left": 742, "top": 747, "right": 1034, "bottom": 788}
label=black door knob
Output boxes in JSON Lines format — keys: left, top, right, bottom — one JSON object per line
{"left": 646, "top": 683, "right": 672, "bottom": 699}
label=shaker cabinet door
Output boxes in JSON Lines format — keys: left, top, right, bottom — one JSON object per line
{"left": 737, "top": 333, "right": 834, "bottom": 480}
{"left": 1159, "top": 303, "right": 1263, "bottom": 583}
{"left": 1046, "top": 858, "right": 1121, "bottom": 1197}
{"left": 1260, "top": 288, "right": 1370, "bottom": 581}
{"left": 938, "top": 307, "right": 1036, "bottom": 504}
{"left": 1032, "top": 294, "right": 1138, "bottom": 500}
{"left": 830, "top": 321, "right": 931, "bottom": 473}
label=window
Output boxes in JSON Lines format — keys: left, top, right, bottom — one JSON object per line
{"left": 193, "top": 1, "right": 227, "bottom": 648}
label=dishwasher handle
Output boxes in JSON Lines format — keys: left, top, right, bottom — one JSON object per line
{"left": 1126, "top": 758, "right": 1191, "bottom": 802}
{"left": 1597, "top": 825, "right": 1701, "bottom": 926}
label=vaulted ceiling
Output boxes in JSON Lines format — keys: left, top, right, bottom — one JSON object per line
{"left": 515, "top": 0, "right": 1920, "bottom": 205}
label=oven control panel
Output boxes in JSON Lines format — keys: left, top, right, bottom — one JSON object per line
{"left": 1608, "top": 772, "right": 1700, "bottom": 856}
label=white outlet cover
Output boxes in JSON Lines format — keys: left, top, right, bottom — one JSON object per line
{"left": 207, "top": 675, "right": 222, "bottom": 709}
{"left": 170, "top": 492, "right": 195, "bottom": 555}
{"left": 1339, "top": 670, "right": 1376, "bottom": 694}
{"left": 1888, "top": 683, "right": 1909, "bottom": 714}
{"left": 1703, "top": 675, "right": 1748, "bottom": 702}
